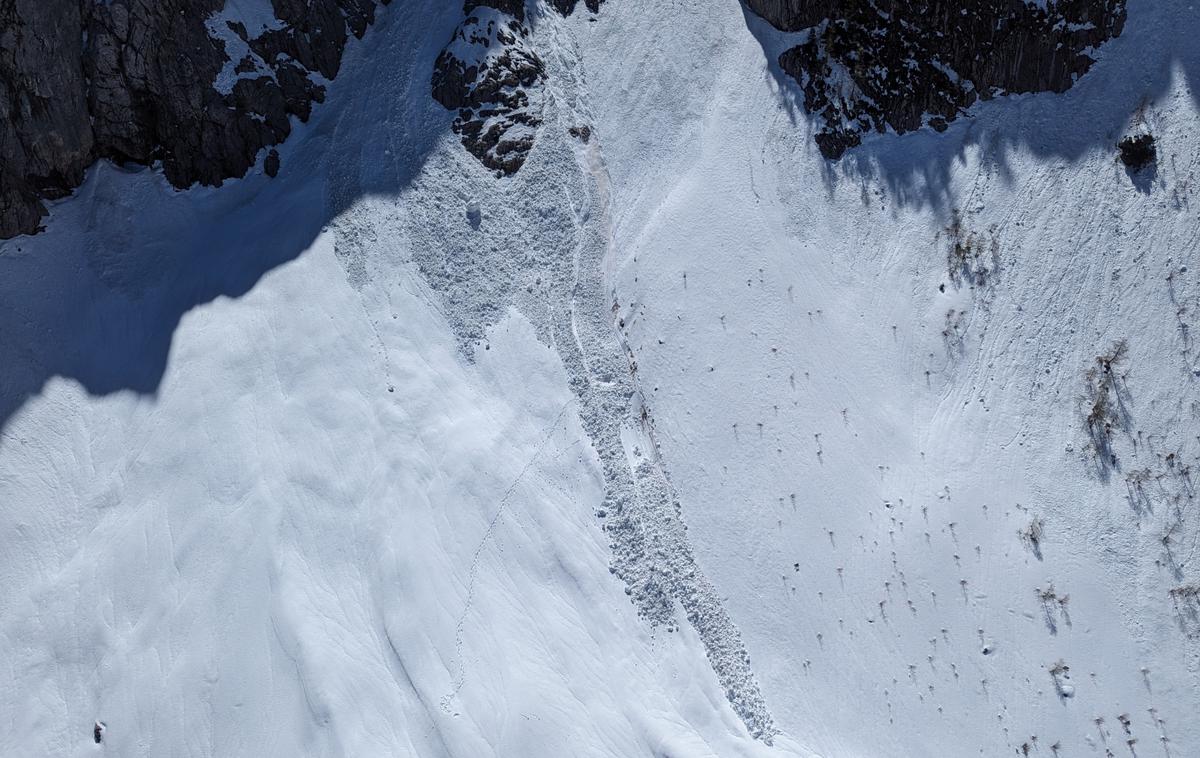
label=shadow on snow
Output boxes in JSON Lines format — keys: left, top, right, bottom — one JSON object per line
{"left": 740, "top": 0, "right": 1200, "bottom": 214}
{"left": 0, "top": 1, "right": 460, "bottom": 438}
{"left": 4, "top": 0, "right": 1200, "bottom": 436}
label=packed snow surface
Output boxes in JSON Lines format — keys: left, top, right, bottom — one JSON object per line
{"left": 3, "top": 0, "right": 1200, "bottom": 756}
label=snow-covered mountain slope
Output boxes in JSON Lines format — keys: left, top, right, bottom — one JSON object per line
{"left": 3, "top": 0, "right": 1200, "bottom": 756}
{"left": 579, "top": 0, "right": 1200, "bottom": 753}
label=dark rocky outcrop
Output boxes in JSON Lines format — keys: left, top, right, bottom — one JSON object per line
{"left": 746, "top": 0, "right": 1128, "bottom": 158}
{"left": 0, "top": 0, "right": 388, "bottom": 238}
{"left": 264, "top": 149, "right": 282, "bottom": 178}
{"left": 466, "top": 0, "right": 527, "bottom": 20}
{"left": 743, "top": 0, "right": 830, "bottom": 31}
{"left": 1117, "top": 133, "right": 1156, "bottom": 170}
{"left": 431, "top": 0, "right": 604, "bottom": 176}
{"left": 431, "top": 2, "right": 546, "bottom": 176}
{"left": 548, "top": 0, "right": 604, "bottom": 14}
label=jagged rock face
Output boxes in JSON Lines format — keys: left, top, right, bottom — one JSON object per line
{"left": 1118, "top": 133, "right": 1156, "bottom": 170}
{"left": 743, "top": 0, "right": 829, "bottom": 31}
{"left": 0, "top": 0, "right": 387, "bottom": 239}
{"left": 548, "top": 0, "right": 604, "bottom": 14}
{"left": 0, "top": 0, "right": 93, "bottom": 237}
{"left": 431, "top": 0, "right": 602, "bottom": 176}
{"left": 431, "top": 4, "right": 546, "bottom": 176}
{"left": 746, "top": 0, "right": 1127, "bottom": 158}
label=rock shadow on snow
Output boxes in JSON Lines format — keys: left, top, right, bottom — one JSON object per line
{"left": 739, "top": 0, "right": 1200, "bottom": 216}
{"left": 0, "top": 1, "right": 457, "bottom": 437}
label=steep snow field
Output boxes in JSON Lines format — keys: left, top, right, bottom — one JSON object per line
{"left": 3, "top": 1, "right": 1200, "bottom": 757}
{"left": 2, "top": 230, "right": 780, "bottom": 757}
{"left": 579, "top": 2, "right": 1200, "bottom": 755}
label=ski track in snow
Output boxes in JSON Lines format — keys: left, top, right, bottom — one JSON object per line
{"left": 442, "top": 396, "right": 575, "bottom": 711}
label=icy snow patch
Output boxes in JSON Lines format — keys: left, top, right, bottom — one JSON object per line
{"left": 205, "top": 0, "right": 283, "bottom": 95}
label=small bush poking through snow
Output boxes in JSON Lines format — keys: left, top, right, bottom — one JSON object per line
{"left": 1082, "top": 339, "right": 1131, "bottom": 472}
{"left": 943, "top": 210, "right": 1000, "bottom": 289}
{"left": 1049, "top": 660, "right": 1075, "bottom": 698}
{"left": 1019, "top": 516, "right": 1045, "bottom": 560}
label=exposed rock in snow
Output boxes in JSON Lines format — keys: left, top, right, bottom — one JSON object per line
{"left": 746, "top": 0, "right": 1128, "bottom": 158}
{"left": 1117, "top": 133, "right": 1156, "bottom": 170}
{"left": 548, "top": 0, "right": 606, "bottom": 14}
{"left": 741, "top": 0, "right": 830, "bottom": 32}
{"left": 431, "top": 3, "right": 546, "bottom": 176}
{"left": 0, "top": 0, "right": 388, "bottom": 239}
{"left": 431, "top": 0, "right": 610, "bottom": 175}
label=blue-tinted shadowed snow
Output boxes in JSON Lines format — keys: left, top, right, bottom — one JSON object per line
{"left": 0, "top": 1, "right": 458, "bottom": 437}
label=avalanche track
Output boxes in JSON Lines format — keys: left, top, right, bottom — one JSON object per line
{"left": 4, "top": 1, "right": 1200, "bottom": 757}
